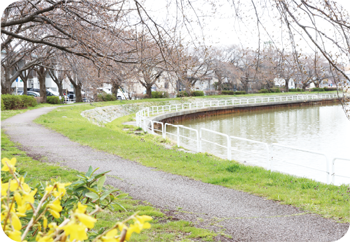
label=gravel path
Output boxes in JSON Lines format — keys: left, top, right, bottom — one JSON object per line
{"left": 2, "top": 107, "right": 349, "bottom": 242}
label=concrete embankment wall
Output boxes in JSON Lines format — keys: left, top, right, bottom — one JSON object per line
{"left": 152, "top": 98, "right": 340, "bottom": 124}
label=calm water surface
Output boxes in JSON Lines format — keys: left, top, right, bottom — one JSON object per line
{"left": 168, "top": 104, "right": 350, "bottom": 185}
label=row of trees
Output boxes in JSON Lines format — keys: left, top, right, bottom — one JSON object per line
{"left": 1, "top": 0, "right": 349, "bottom": 118}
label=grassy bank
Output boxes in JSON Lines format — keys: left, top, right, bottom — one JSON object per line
{"left": 1, "top": 114, "right": 223, "bottom": 241}
{"left": 33, "top": 102, "right": 350, "bottom": 223}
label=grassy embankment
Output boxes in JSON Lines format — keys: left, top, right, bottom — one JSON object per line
{"left": 1, "top": 109, "right": 223, "bottom": 241}
{"left": 33, "top": 97, "right": 350, "bottom": 224}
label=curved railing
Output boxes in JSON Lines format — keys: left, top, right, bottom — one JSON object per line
{"left": 135, "top": 93, "right": 349, "bottom": 185}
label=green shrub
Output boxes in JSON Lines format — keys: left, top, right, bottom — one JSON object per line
{"left": 258, "top": 89, "right": 269, "bottom": 93}
{"left": 324, "top": 87, "right": 336, "bottom": 91}
{"left": 235, "top": 91, "right": 246, "bottom": 95}
{"left": 20, "top": 95, "right": 38, "bottom": 107}
{"left": 191, "top": 91, "right": 204, "bottom": 96}
{"left": 269, "top": 87, "right": 281, "bottom": 93}
{"left": 97, "top": 92, "right": 117, "bottom": 101}
{"left": 151, "top": 91, "right": 169, "bottom": 98}
{"left": 1, "top": 97, "right": 5, "bottom": 110}
{"left": 1, "top": 94, "right": 37, "bottom": 110}
{"left": 47, "top": 96, "right": 62, "bottom": 104}
{"left": 221, "top": 90, "right": 234, "bottom": 95}
{"left": 177, "top": 91, "right": 190, "bottom": 97}
{"left": 311, "top": 87, "right": 324, "bottom": 92}
{"left": 177, "top": 90, "right": 205, "bottom": 97}
{"left": 289, "top": 88, "right": 304, "bottom": 92}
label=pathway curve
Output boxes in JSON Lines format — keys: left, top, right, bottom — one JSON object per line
{"left": 2, "top": 107, "right": 349, "bottom": 242}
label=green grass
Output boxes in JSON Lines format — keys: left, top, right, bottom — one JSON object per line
{"left": 1, "top": 103, "right": 57, "bottom": 121}
{"left": 1, "top": 127, "right": 222, "bottom": 241}
{"left": 33, "top": 104, "right": 350, "bottom": 223}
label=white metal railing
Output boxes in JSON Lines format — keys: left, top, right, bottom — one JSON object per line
{"left": 143, "top": 94, "right": 339, "bottom": 116}
{"left": 135, "top": 93, "right": 348, "bottom": 185}
{"left": 331, "top": 158, "right": 350, "bottom": 184}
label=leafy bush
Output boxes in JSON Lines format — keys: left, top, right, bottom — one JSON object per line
{"left": 323, "top": 87, "right": 336, "bottom": 91}
{"left": 221, "top": 90, "right": 234, "bottom": 95}
{"left": 20, "top": 95, "right": 38, "bottom": 107}
{"left": 97, "top": 93, "right": 117, "bottom": 101}
{"left": 311, "top": 87, "right": 325, "bottom": 92}
{"left": 176, "top": 91, "right": 189, "bottom": 97}
{"left": 289, "top": 88, "right": 304, "bottom": 92}
{"left": 1, "top": 94, "right": 37, "bottom": 110}
{"left": 269, "top": 87, "right": 281, "bottom": 93}
{"left": 1, "top": 157, "right": 152, "bottom": 242}
{"left": 258, "top": 89, "right": 269, "bottom": 93}
{"left": 47, "top": 96, "right": 62, "bottom": 104}
{"left": 151, "top": 91, "right": 169, "bottom": 98}
{"left": 235, "top": 91, "right": 246, "bottom": 95}
{"left": 177, "top": 90, "right": 205, "bottom": 97}
{"left": 191, "top": 91, "right": 204, "bottom": 96}
{"left": 1, "top": 97, "right": 5, "bottom": 110}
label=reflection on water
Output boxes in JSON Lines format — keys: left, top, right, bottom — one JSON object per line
{"left": 167, "top": 104, "right": 350, "bottom": 185}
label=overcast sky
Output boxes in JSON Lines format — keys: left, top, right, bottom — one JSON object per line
{"left": 1, "top": 0, "right": 350, "bottom": 58}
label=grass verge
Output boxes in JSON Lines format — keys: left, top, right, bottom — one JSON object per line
{"left": 33, "top": 103, "right": 350, "bottom": 223}
{"left": 1, "top": 128, "right": 222, "bottom": 241}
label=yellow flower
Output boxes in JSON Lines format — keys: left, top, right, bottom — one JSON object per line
{"left": 101, "top": 229, "right": 118, "bottom": 242}
{"left": 47, "top": 199, "right": 62, "bottom": 213}
{"left": 11, "top": 213, "right": 22, "bottom": 231}
{"left": 22, "top": 188, "right": 37, "bottom": 205}
{"left": 76, "top": 202, "right": 87, "bottom": 214}
{"left": 43, "top": 216, "right": 48, "bottom": 230}
{"left": 8, "top": 229, "right": 21, "bottom": 241}
{"left": 1, "top": 182, "right": 9, "bottom": 196}
{"left": 45, "top": 185, "right": 54, "bottom": 194}
{"left": 9, "top": 177, "right": 28, "bottom": 192}
{"left": 57, "top": 182, "right": 71, "bottom": 197}
{"left": 48, "top": 209, "right": 60, "bottom": 219}
{"left": 37, "top": 236, "right": 54, "bottom": 242}
{"left": 16, "top": 204, "right": 27, "bottom": 217}
{"left": 62, "top": 220, "right": 88, "bottom": 241}
{"left": 1, "top": 157, "right": 16, "bottom": 172}
{"left": 76, "top": 213, "right": 97, "bottom": 229}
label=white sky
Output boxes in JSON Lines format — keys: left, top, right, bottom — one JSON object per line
{"left": 1, "top": 0, "right": 350, "bottom": 57}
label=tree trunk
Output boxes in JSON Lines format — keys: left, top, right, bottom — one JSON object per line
{"left": 39, "top": 74, "right": 47, "bottom": 102}
{"left": 285, "top": 78, "right": 289, "bottom": 92}
{"left": 58, "top": 81, "right": 64, "bottom": 96}
{"left": 146, "top": 85, "right": 152, "bottom": 98}
{"left": 75, "top": 83, "right": 83, "bottom": 102}
{"left": 1, "top": 81, "right": 12, "bottom": 94}
{"left": 112, "top": 81, "right": 120, "bottom": 98}
{"left": 23, "top": 77, "right": 27, "bottom": 95}
{"left": 2, "top": 66, "right": 12, "bottom": 94}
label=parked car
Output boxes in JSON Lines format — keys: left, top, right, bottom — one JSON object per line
{"left": 68, "top": 91, "right": 75, "bottom": 101}
{"left": 26, "top": 91, "right": 40, "bottom": 97}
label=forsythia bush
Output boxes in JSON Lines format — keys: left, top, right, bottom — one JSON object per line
{"left": 1, "top": 157, "right": 152, "bottom": 241}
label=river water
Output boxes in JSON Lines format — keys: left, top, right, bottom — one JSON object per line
{"left": 167, "top": 104, "right": 350, "bottom": 185}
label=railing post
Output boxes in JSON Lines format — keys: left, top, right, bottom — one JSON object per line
{"left": 196, "top": 130, "right": 200, "bottom": 152}
{"left": 177, "top": 126, "right": 180, "bottom": 147}
{"left": 326, "top": 155, "right": 330, "bottom": 184}
{"left": 162, "top": 123, "right": 166, "bottom": 139}
{"left": 332, "top": 158, "right": 335, "bottom": 184}
{"left": 199, "top": 128, "right": 202, "bottom": 152}
{"left": 227, "top": 135, "right": 231, "bottom": 160}
{"left": 147, "top": 107, "right": 150, "bottom": 117}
